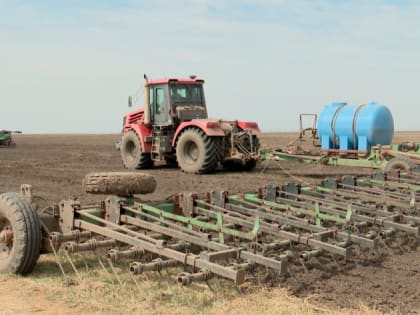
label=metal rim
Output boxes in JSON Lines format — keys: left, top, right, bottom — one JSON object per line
{"left": 183, "top": 140, "right": 200, "bottom": 164}
{"left": 125, "top": 140, "right": 137, "bottom": 161}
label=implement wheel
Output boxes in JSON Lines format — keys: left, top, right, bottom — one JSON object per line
{"left": 384, "top": 157, "right": 416, "bottom": 175}
{"left": 0, "top": 193, "right": 41, "bottom": 274}
{"left": 176, "top": 129, "right": 221, "bottom": 174}
{"left": 121, "top": 130, "right": 153, "bottom": 170}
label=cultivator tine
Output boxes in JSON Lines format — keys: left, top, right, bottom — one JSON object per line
{"left": 92, "top": 251, "right": 115, "bottom": 285}
{"left": 106, "top": 258, "right": 123, "bottom": 287}
{"left": 63, "top": 249, "right": 81, "bottom": 281}
{"left": 48, "top": 238, "right": 68, "bottom": 280}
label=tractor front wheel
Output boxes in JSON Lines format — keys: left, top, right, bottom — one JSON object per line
{"left": 176, "top": 129, "right": 220, "bottom": 174}
{"left": 121, "top": 130, "right": 153, "bottom": 170}
{"left": 0, "top": 193, "right": 42, "bottom": 274}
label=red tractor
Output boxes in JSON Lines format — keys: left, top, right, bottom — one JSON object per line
{"left": 119, "top": 75, "right": 260, "bottom": 174}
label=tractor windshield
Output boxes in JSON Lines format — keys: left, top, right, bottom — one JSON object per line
{"left": 169, "top": 84, "right": 204, "bottom": 107}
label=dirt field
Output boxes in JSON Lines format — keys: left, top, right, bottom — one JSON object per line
{"left": 0, "top": 132, "right": 419, "bottom": 314}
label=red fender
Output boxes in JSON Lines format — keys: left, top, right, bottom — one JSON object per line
{"left": 236, "top": 121, "right": 261, "bottom": 135}
{"left": 172, "top": 120, "right": 225, "bottom": 146}
{"left": 123, "top": 124, "right": 153, "bottom": 152}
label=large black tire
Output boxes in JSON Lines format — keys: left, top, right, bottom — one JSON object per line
{"left": 83, "top": 172, "right": 157, "bottom": 196}
{"left": 0, "top": 193, "right": 42, "bottom": 274}
{"left": 384, "top": 157, "right": 416, "bottom": 174}
{"left": 176, "top": 129, "right": 221, "bottom": 174}
{"left": 121, "top": 130, "right": 153, "bottom": 170}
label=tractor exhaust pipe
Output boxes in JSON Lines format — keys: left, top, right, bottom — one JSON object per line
{"left": 143, "top": 74, "right": 151, "bottom": 125}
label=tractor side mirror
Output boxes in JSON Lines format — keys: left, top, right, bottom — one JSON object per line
{"left": 128, "top": 96, "right": 133, "bottom": 107}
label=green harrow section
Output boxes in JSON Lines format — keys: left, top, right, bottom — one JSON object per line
{"left": 49, "top": 173, "right": 420, "bottom": 286}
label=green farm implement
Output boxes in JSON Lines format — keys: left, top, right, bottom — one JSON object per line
{"left": 0, "top": 171, "right": 418, "bottom": 286}
{"left": 0, "top": 130, "right": 21, "bottom": 147}
{"left": 263, "top": 142, "right": 420, "bottom": 174}
{"left": 261, "top": 113, "right": 420, "bottom": 174}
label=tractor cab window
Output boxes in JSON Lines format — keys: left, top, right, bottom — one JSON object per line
{"left": 155, "top": 88, "right": 164, "bottom": 114}
{"left": 169, "top": 84, "right": 203, "bottom": 107}
{"left": 149, "top": 88, "right": 154, "bottom": 107}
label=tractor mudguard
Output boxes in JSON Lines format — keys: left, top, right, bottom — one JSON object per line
{"left": 172, "top": 120, "right": 225, "bottom": 146}
{"left": 123, "top": 124, "right": 153, "bottom": 152}
{"left": 236, "top": 121, "right": 261, "bottom": 135}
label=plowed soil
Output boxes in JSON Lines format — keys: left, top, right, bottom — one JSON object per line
{"left": 0, "top": 132, "right": 419, "bottom": 314}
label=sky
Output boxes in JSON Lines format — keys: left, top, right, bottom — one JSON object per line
{"left": 1, "top": 0, "right": 419, "bottom": 133}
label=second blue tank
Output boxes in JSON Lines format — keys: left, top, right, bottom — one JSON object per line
{"left": 317, "top": 102, "right": 394, "bottom": 151}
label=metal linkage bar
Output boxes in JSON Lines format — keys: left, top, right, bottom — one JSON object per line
{"left": 119, "top": 212, "right": 288, "bottom": 274}
{"left": 50, "top": 230, "right": 92, "bottom": 246}
{"left": 74, "top": 214, "right": 245, "bottom": 284}
{"left": 64, "top": 239, "right": 117, "bottom": 253}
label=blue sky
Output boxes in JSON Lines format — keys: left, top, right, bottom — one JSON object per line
{"left": 1, "top": 0, "right": 419, "bottom": 133}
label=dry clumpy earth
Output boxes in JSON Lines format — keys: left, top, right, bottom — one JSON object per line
{"left": 0, "top": 132, "right": 419, "bottom": 314}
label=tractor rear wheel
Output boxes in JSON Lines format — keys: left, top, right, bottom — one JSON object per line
{"left": 121, "top": 130, "right": 153, "bottom": 170}
{"left": 384, "top": 156, "right": 416, "bottom": 175}
{"left": 0, "top": 193, "right": 42, "bottom": 274}
{"left": 176, "top": 129, "right": 221, "bottom": 174}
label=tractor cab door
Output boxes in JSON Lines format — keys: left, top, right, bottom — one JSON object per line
{"left": 150, "top": 85, "right": 171, "bottom": 125}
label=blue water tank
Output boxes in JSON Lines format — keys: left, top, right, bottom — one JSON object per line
{"left": 317, "top": 102, "right": 394, "bottom": 151}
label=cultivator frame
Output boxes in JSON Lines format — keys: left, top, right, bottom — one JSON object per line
{"left": 28, "top": 172, "right": 420, "bottom": 286}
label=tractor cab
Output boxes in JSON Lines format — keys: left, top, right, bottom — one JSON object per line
{"left": 147, "top": 78, "right": 208, "bottom": 125}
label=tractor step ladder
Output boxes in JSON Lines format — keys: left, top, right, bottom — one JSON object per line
{"left": 151, "top": 125, "right": 173, "bottom": 161}
{"left": 151, "top": 137, "right": 163, "bottom": 161}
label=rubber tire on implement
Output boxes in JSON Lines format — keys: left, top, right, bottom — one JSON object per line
{"left": 384, "top": 156, "right": 416, "bottom": 175}
{"left": 83, "top": 172, "right": 157, "bottom": 196}
{"left": 176, "top": 128, "right": 221, "bottom": 174}
{"left": 0, "top": 193, "right": 42, "bottom": 274}
{"left": 121, "top": 130, "right": 153, "bottom": 170}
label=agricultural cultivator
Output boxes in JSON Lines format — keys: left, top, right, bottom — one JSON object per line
{"left": 0, "top": 171, "right": 419, "bottom": 287}
{"left": 0, "top": 130, "right": 21, "bottom": 147}
{"left": 263, "top": 102, "right": 420, "bottom": 173}
{"left": 118, "top": 75, "right": 260, "bottom": 174}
